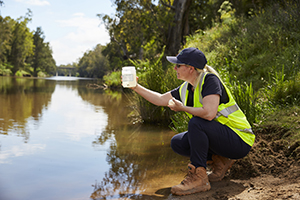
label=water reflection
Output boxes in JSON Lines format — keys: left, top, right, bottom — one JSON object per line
{"left": 0, "top": 77, "right": 55, "bottom": 141}
{"left": 90, "top": 123, "right": 189, "bottom": 199}
{"left": 0, "top": 77, "right": 190, "bottom": 200}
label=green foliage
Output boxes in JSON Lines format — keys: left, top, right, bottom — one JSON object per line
{"left": 127, "top": 48, "right": 181, "bottom": 124}
{"left": 100, "top": 0, "right": 278, "bottom": 70}
{"left": 171, "top": 1, "right": 300, "bottom": 129}
{"left": 101, "top": 43, "right": 129, "bottom": 72}
{"left": 185, "top": 1, "right": 300, "bottom": 91}
{"left": 15, "top": 69, "right": 30, "bottom": 77}
{"left": 189, "top": 0, "right": 224, "bottom": 33}
{"left": 26, "top": 27, "right": 56, "bottom": 77}
{"left": 228, "top": 81, "right": 259, "bottom": 127}
{"left": 258, "top": 105, "right": 300, "bottom": 143}
{"left": 170, "top": 112, "right": 189, "bottom": 134}
{"left": 77, "top": 44, "right": 109, "bottom": 78}
{"left": 8, "top": 10, "right": 34, "bottom": 75}
{"left": 0, "top": 16, "right": 14, "bottom": 65}
{"left": 103, "top": 70, "right": 122, "bottom": 88}
{"left": 218, "top": 1, "right": 236, "bottom": 25}
{"left": 99, "top": 0, "right": 173, "bottom": 69}
{"left": 101, "top": 1, "right": 300, "bottom": 128}
{"left": 265, "top": 67, "right": 300, "bottom": 108}
{"left": 0, "top": 11, "right": 56, "bottom": 77}
{"left": 0, "top": 63, "right": 12, "bottom": 76}
{"left": 185, "top": 2, "right": 300, "bottom": 88}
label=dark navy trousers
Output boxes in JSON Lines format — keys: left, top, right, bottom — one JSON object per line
{"left": 170, "top": 116, "right": 252, "bottom": 168}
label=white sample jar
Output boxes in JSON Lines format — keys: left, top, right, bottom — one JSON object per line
{"left": 122, "top": 66, "right": 136, "bottom": 88}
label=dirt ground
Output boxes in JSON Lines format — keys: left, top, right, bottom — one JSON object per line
{"left": 153, "top": 124, "right": 300, "bottom": 200}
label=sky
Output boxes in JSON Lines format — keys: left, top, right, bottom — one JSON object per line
{"left": 0, "top": 0, "right": 116, "bottom": 65}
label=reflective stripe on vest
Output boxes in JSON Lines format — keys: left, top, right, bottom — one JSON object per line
{"left": 179, "top": 82, "right": 188, "bottom": 105}
{"left": 215, "top": 103, "right": 239, "bottom": 118}
{"left": 180, "top": 72, "right": 206, "bottom": 105}
{"left": 216, "top": 104, "right": 254, "bottom": 134}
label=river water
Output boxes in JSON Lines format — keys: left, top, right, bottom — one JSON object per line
{"left": 0, "top": 76, "right": 188, "bottom": 200}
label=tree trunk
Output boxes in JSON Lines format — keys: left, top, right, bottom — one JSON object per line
{"left": 163, "top": 0, "right": 192, "bottom": 56}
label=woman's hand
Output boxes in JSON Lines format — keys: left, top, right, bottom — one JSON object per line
{"left": 121, "top": 76, "right": 139, "bottom": 90}
{"left": 168, "top": 95, "right": 219, "bottom": 121}
{"left": 168, "top": 98, "right": 184, "bottom": 111}
{"left": 130, "top": 76, "right": 139, "bottom": 90}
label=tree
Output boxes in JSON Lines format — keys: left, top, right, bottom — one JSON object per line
{"left": 27, "top": 27, "right": 56, "bottom": 77}
{"left": 77, "top": 44, "right": 109, "bottom": 78}
{"left": 160, "top": 0, "right": 192, "bottom": 56}
{"left": 8, "top": 10, "right": 34, "bottom": 75}
{"left": 99, "top": 0, "right": 173, "bottom": 67}
{"left": 101, "top": 0, "right": 196, "bottom": 60}
{"left": 0, "top": 16, "right": 14, "bottom": 65}
{"left": 41, "top": 42, "right": 56, "bottom": 75}
{"left": 189, "top": 0, "right": 225, "bottom": 33}
{"left": 100, "top": 0, "right": 280, "bottom": 72}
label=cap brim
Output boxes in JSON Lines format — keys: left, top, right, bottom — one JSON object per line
{"left": 166, "top": 56, "right": 185, "bottom": 65}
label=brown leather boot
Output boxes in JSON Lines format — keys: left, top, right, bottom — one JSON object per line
{"left": 208, "top": 155, "right": 235, "bottom": 182}
{"left": 171, "top": 164, "right": 211, "bottom": 196}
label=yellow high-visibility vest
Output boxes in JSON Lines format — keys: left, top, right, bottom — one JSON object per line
{"left": 179, "top": 72, "right": 255, "bottom": 147}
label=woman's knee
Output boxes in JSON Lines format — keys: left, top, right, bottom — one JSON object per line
{"left": 170, "top": 135, "right": 176, "bottom": 150}
{"left": 170, "top": 132, "right": 190, "bottom": 157}
{"left": 170, "top": 134, "right": 181, "bottom": 153}
{"left": 188, "top": 117, "right": 206, "bottom": 131}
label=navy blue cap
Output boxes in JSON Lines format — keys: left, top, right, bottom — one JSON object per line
{"left": 166, "top": 47, "right": 207, "bottom": 69}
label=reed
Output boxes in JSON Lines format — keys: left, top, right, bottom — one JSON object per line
{"left": 265, "top": 66, "right": 300, "bottom": 108}
{"left": 228, "top": 80, "right": 259, "bottom": 127}
{"left": 128, "top": 50, "right": 182, "bottom": 125}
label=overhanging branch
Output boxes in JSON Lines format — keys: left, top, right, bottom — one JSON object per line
{"left": 160, "top": 0, "right": 175, "bottom": 10}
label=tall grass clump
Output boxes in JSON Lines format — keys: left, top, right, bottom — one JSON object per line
{"left": 170, "top": 112, "right": 189, "bottom": 133}
{"left": 265, "top": 67, "right": 300, "bottom": 108}
{"left": 129, "top": 50, "right": 182, "bottom": 125}
{"left": 228, "top": 80, "right": 259, "bottom": 126}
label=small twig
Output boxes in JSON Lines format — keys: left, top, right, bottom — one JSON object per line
{"left": 86, "top": 83, "right": 107, "bottom": 89}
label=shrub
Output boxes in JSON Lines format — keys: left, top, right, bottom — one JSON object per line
{"left": 128, "top": 49, "right": 182, "bottom": 124}
{"left": 0, "top": 63, "right": 12, "bottom": 76}
{"left": 103, "top": 70, "right": 122, "bottom": 88}
{"left": 265, "top": 67, "right": 300, "bottom": 107}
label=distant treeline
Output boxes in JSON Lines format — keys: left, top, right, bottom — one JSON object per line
{"left": 0, "top": 10, "right": 56, "bottom": 77}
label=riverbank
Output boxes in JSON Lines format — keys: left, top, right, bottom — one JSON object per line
{"left": 92, "top": 121, "right": 300, "bottom": 200}
{"left": 163, "top": 123, "right": 300, "bottom": 199}
{"left": 137, "top": 123, "right": 300, "bottom": 200}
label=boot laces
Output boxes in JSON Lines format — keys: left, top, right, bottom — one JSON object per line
{"left": 181, "top": 169, "right": 197, "bottom": 184}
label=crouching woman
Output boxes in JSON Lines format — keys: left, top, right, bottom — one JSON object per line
{"left": 129, "top": 47, "right": 255, "bottom": 196}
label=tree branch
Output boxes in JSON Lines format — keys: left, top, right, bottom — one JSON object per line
{"left": 160, "top": 0, "right": 175, "bottom": 10}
